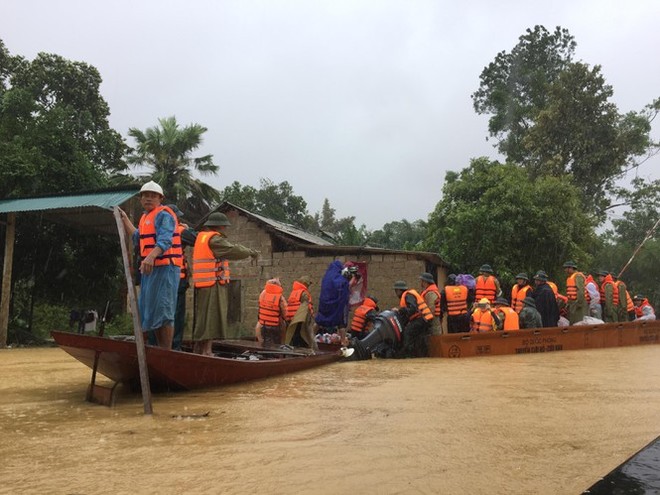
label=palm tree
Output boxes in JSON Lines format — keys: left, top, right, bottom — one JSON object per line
{"left": 127, "top": 116, "right": 221, "bottom": 221}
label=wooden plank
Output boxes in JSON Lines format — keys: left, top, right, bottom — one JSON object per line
{"left": 113, "top": 206, "right": 153, "bottom": 414}
{"left": 0, "top": 212, "right": 15, "bottom": 348}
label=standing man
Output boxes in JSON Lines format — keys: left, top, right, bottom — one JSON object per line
{"left": 167, "top": 204, "right": 197, "bottom": 351}
{"left": 420, "top": 272, "right": 441, "bottom": 335}
{"left": 440, "top": 274, "right": 471, "bottom": 334}
{"left": 285, "top": 275, "right": 317, "bottom": 350}
{"left": 531, "top": 271, "right": 560, "bottom": 328}
{"left": 192, "top": 212, "right": 259, "bottom": 356}
{"left": 585, "top": 272, "right": 602, "bottom": 319}
{"left": 563, "top": 261, "right": 587, "bottom": 325}
{"left": 494, "top": 297, "right": 519, "bottom": 330}
{"left": 612, "top": 274, "right": 631, "bottom": 322}
{"left": 597, "top": 270, "right": 619, "bottom": 323}
{"left": 315, "top": 261, "right": 356, "bottom": 345}
{"left": 257, "top": 278, "right": 287, "bottom": 346}
{"left": 393, "top": 280, "right": 433, "bottom": 357}
{"left": 511, "top": 273, "right": 532, "bottom": 313}
{"left": 475, "top": 264, "right": 501, "bottom": 304}
{"left": 119, "top": 181, "right": 181, "bottom": 349}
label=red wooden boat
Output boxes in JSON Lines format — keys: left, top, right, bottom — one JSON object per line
{"left": 428, "top": 319, "right": 660, "bottom": 358}
{"left": 52, "top": 330, "right": 342, "bottom": 391}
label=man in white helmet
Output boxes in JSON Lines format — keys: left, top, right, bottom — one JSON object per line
{"left": 119, "top": 181, "right": 182, "bottom": 349}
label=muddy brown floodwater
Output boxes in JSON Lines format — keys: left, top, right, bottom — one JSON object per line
{"left": 1, "top": 346, "right": 660, "bottom": 494}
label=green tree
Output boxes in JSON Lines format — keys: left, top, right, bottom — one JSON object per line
{"left": 368, "top": 219, "right": 427, "bottom": 250}
{"left": 0, "top": 39, "right": 126, "bottom": 196}
{"left": 472, "top": 26, "right": 658, "bottom": 215}
{"left": 219, "top": 178, "right": 313, "bottom": 230}
{"left": 0, "top": 40, "right": 129, "bottom": 343}
{"left": 472, "top": 25, "right": 576, "bottom": 164}
{"left": 424, "top": 157, "right": 597, "bottom": 285}
{"left": 594, "top": 178, "right": 660, "bottom": 308}
{"left": 127, "top": 116, "right": 220, "bottom": 221}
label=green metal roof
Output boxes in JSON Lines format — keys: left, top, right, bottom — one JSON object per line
{"left": 0, "top": 188, "right": 140, "bottom": 235}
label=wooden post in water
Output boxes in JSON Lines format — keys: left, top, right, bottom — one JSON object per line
{"left": 113, "top": 206, "right": 153, "bottom": 415}
{"left": 0, "top": 213, "right": 15, "bottom": 349}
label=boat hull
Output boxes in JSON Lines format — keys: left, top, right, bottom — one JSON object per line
{"left": 52, "top": 331, "right": 341, "bottom": 391}
{"left": 428, "top": 320, "right": 660, "bottom": 358}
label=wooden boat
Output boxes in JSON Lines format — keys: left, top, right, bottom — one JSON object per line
{"left": 428, "top": 319, "right": 660, "bottom": 358}
{"left": 51, "top": 330, "right": 342, "bottom": 392}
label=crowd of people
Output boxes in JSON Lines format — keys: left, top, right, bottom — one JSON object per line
{"left": 117, "top": 180, "right": 656, "bottom": 359}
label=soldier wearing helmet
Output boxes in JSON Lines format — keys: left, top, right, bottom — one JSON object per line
{"left": 191, "top": 211, "right": 260, "bottom": 356}
{"left": 392, "top": 280, "right": 434, "bottom": 357}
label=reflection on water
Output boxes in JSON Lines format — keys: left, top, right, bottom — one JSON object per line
{"left": 584, "top": 436, "right": 660, "bottom": 494}
{"left": 2, "top": 347, "right": 660, "bottom": 494}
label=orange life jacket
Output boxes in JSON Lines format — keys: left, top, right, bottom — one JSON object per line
{"left": 626, "top": 290, "right": 634, "bottom": 313}
{"left": 497, "top": 306, "right": 519, "bottom": 330}
{"left": 615, "top": 281, "right": 628, "bottom": 308}
{"left": 350, "top": 297, "right": 378, "bottom": 333}
{"left": 175, "top": 224, "right": 188, "bottom": 280}
{"left": 400, "top": 289, "right": 433, "bottom": 322}
{"left": 566, "top": 272, "right": 587, "bottom": 301}
{"left": 585, "top": 275, "right": 596, "bottom": 303}
{"left": 635, "top": 299, "right": 653, "bottom": 318}
{"left": 286, "top": 281, "right": 314, "bottom": 321}
{"left": 445, "top": 285, "right": 468, "bottom": 316}
{"left": 475, "top": 275, "right": 497, "bottom": 303}
{"left": 511, "top": 284, "right": 532, "bottom": 313}
{"left": 192, "top": 231, "right": 230, "bottom": 288}
{"left": 547, "top": 281, "right": 558, "bottom": 296}
{"left": 420, "top": 284, "right": 441, "bottom": 317}
{"left": 471, "top": 308, "right": 495, "bottom": 333}
{"left": 258, "top": 283, "right": 284, "bottom": 327}
{"left": 138, "top": 205, "right": 183, "bottom": 267}
{"left": 599, "top": 275, "right": 619, "bottom": 306}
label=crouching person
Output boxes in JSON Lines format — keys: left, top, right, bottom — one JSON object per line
{"left": 345, "top": 281, "right": 434, "bottom": 360}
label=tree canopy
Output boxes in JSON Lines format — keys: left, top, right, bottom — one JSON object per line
{"left": 424, "top": 157, "right": 598, "bottom": 285}
{"left": 472, "top": 25, "right": 658, "bottom": 216}
{"left": 0, "top": 39, "right": 126, "bottom": 197}
{"left": 127, "top": 116, "right": 220, "bottom": 221}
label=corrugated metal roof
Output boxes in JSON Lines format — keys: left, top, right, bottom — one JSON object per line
{"left": 0, "top": 189, "right": 139, "bottom": 214}
{"left": 218, "top": 202, "right": 334, "bottom": 246}
{"left": 0, "top": 188, "right": 140, "bottom": 236}
{"left": 214, "top": 201, "right": 448, "bottom": 267}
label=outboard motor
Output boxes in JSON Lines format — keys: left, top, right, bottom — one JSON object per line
{"left": 350, "top": 309, "right": 404, "bottom": 360}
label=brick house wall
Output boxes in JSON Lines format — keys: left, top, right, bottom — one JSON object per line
{"left": 182, "top": 207, "right": 447, "bottom": 339}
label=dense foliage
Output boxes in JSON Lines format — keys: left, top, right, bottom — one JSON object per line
{"left": 472, "top": 25, "right": 658, "bottom": 216}
{"left": 425, "top": 158, "right": 598, "bottom": 286}
{"left": 127, "top": 116, "right": 220, "bottom": 222}
{"left": 0, "top": 40, "right": 128, "bottom": 344}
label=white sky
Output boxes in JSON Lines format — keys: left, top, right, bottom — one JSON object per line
{"left": 3, "top": 0, "right": 659, "bottom": 228}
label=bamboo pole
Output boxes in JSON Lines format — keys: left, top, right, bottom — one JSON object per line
{"left": 113, "top": 206, "right": 153, "bottom": 415}
{"left": 617, "top": 216, "right": 660, "bottom": 279}
{"left": 0, "top": 213, "right": 15, "bottom": 348}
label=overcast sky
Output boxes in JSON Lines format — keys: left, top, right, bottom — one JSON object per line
{"left": 3, "top": 0, "right": 659, "bottom": 228}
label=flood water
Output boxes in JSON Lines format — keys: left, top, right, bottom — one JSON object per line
{"left": 2, "top": 345, "right": 660, "bottom": 494}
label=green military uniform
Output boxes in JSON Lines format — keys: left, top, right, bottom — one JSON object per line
{"left": 567, "top": 272, "right": 587, "bottom": 325}
{"left": 616, "top": 282, "right": 629, "bottom": 322}
{"left": 602, "top": 282, "right": 618, "bottom": 323}
{"left": 193, "top": 232, "right": 257, "bottom": 341}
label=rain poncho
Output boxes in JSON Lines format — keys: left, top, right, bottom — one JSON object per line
{"left": 315, "top": 261, "right": 350, "bottom": 328}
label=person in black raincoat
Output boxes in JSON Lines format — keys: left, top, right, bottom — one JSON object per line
{"left": 531, "top": 270, "right": 560, "bottom": 328}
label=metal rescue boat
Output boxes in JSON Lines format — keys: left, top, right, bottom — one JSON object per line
{"left": 51, "top": 330, "right": 342, "bottom": 392}
{"left": 428, "top": 319, "right": 660, "bottom": 358}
